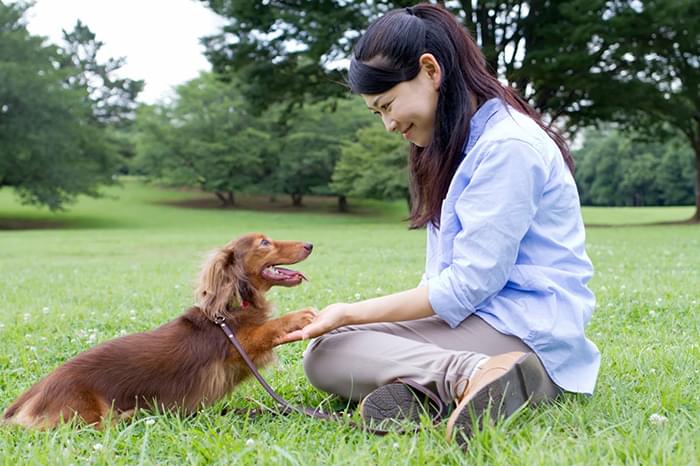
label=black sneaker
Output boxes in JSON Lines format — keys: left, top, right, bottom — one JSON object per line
{"left": 359, "top": 378, "right": 446, "bottom": 429}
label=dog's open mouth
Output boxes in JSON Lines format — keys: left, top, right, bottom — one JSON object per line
{"left": 261, "top": 265, "right": 308, "bottom": 286}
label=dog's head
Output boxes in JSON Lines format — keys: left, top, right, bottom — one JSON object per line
{"left": 195, "top": 233, "right": 313, "bottom": 320}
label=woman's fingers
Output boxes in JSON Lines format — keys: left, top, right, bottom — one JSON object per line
{"left": 275, "top": 303, "right": 349, "bottom": 343}
{"left": 274, "top": 329, "right": 305, "bottom": 345}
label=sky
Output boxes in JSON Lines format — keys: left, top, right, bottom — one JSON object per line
{"left": 17, "top": 0, "right": 228, "bottom": 103}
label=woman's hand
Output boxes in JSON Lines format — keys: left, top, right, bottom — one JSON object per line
{"left": 276, "top": 303, "right": 352, "bottom": 344}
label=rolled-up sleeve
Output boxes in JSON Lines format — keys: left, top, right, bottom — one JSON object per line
{"left": 428, "top": 138, "right": 549, "bottom": 327}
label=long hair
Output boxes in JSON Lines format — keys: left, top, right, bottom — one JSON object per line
{"left": 348, "top": 3, "right": 574, "bottom": 228}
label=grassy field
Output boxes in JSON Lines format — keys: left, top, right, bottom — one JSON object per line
{"left": 1, "top": 181, "right": 698, "bottom": 465}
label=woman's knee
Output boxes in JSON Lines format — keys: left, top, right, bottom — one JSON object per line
{"left": 302, "top": 335, "right": 340, "bottom": 392}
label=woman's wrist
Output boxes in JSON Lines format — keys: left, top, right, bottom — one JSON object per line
{"left": 343, "top": 301, "right": 363, "bottom": 326}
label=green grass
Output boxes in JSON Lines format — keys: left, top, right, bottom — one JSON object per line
{"left": 1, "top": 181, "right": 698, "bottom": 465}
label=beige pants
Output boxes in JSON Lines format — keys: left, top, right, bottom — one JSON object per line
{"left": 303, "top": 314, "right": 560, "bottom": 405}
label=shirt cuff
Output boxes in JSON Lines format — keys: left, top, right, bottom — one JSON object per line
{"left": 428, "top": 274, "right": 476, "bottom": 328}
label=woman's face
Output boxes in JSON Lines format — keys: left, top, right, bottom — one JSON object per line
{"left": 361, "top": 54, "right": 441, "bottom": 148}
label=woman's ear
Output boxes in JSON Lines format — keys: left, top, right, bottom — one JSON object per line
{"left": 419, "top": 53, "right": 442, "bottom": 91}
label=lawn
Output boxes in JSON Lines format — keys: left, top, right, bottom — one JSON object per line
{"left": 0, "top": 181, "right": 698, "bottom": 465}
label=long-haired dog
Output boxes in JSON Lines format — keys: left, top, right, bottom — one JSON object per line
{"left": 3, "top": 233, "right": 316, "bottom": 429}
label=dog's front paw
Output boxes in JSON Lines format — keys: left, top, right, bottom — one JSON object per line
{"left": 285, "top": 307, "right": 317, "bottom": 332}
{"left": 272, "top": 308, "right": 318, "bottom": 346}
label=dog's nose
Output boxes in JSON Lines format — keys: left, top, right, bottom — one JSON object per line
{"left": 304, "top": 243, "right": 313, "bottom": 252}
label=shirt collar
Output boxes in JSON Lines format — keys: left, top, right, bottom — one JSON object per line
{"left": 463, "top": 98, "right": 506, "bottom": 155}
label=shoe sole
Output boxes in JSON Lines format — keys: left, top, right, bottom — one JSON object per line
{"left": 360, "top": 383, "right": 424, "bottom": 426}
{"left": 446, "top": 353, "right": 546, "bottom": 448}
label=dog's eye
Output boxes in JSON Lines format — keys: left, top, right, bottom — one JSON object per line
{"left": 260, "top": 239, "right": 271, "bottom": 247}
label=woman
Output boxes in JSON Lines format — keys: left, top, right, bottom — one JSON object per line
{"left": 284, "top": 3, "right": 599, "bottom": 446}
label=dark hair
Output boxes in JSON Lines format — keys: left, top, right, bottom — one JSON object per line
{"left": 348, "top": 3, "right": 574, "bottom": 229}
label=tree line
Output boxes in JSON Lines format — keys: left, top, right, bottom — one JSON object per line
{"left": 132, "top": 73, "right": 409, "bottom": 210}
{"left": 576, "top": 129, "right": 696, "bottom": 206}
{"left": 1, "top": 1, "right": 699, "bottom": 218}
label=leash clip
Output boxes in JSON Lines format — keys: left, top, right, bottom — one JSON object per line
{"left": 213, "top": 315, "right": 226, "bottom": 325}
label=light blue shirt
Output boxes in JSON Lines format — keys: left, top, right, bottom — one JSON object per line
{"left": 424, "top": 98, "right": 600, "bottom": 394}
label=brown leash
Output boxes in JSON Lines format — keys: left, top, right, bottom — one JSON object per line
{"left": 214, "top": 315, "right": 401, "bottom": 435}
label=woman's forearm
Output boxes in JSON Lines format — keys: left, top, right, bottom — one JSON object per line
{"left": 345, "top": 286, "right": 435, "bottom": 325}
{"left": 279, "top": 286, "right": 437, "bottom": 342}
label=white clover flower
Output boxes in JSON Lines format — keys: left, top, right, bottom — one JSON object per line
{"left": 245, "top": 438, "right": 255, "bottom": 447}
{"left": 145, "top": 419, "right": 156, "bottom": 426}
{"left": 93, "top": 443, "right": 104, "bottom": 451}
{"left": 42, "top": 307, "right": 50, "bottom": 314}
{"left": 648, "top": 413, "right": 668, "bottom": 425}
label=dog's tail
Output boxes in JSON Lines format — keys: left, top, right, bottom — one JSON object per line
{"left": 3, "top": 384, "right": 42, "bottom": 427}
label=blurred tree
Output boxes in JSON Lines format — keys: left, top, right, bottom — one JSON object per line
{"left": 133, "top": 73, "right": 268, "bottom": 206}
{"left": 0, "top": 3, "right": 141, "bottom": 210}
{"left": 521, "top": 0, "right": 700, "bottom": 219}
{"left": 331, "top": 124, "right": 410, "bottom": 207}
{"left": 267, "top": 97, "right": 376, "bottom": 209}
{"left": 59, "top": 20, "right": 142, "bottom": 127}
{"left": 575, "top": 129, "right": 694, "bottom": 206}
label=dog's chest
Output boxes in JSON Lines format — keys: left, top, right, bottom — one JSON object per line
{"left": 195, "top": 350, "right": 272, "bottom": 404}
{"left": 196, "top": 360, "right": 241, "bottom": 406}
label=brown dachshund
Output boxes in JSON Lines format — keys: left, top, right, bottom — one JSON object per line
{"left": 3, "top": 233, "right": 316, "bottom": 429}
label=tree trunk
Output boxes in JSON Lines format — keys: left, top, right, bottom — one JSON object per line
{"left": 337, "top": 195, "right": 348, "bottom": 213}
{"left": 215, "top": 191, "right": 235, "bottom": 207}
{"left": 291, "top": 193, "right": 303, "bottom": 207}
{"left": 473, "top": 1, "right": 499, "bottom": 78}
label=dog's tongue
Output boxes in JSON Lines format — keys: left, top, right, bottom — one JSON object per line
{"left": 276, "top": 266, "right": 307, "bottom": 281}
{"left": 264, "top": 266, "right": 307, "bottom": 281}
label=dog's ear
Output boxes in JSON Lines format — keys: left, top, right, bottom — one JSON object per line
{"left": 195, "top": 247, "right": 246, "bottom": 321}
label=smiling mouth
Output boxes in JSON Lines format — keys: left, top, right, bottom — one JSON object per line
{"left": 261, "top": 265, "right": 308, "bottom": 285}
{"left": 402, "top": 124, "right": 414, "bottom": 139}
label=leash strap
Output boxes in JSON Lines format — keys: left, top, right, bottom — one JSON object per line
{"left": 215, "top": 316, "right": 395, "bottom": 435}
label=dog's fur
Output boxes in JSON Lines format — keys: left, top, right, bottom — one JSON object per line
{"left": 3, "top": 233, "right": 315, "bottom": 429}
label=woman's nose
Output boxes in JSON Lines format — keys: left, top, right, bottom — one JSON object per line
{"left": 382, "top": 116, "right": 398, "bottom": 132}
